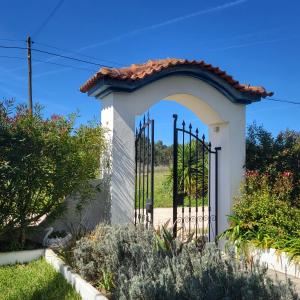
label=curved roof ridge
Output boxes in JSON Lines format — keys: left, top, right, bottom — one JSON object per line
{"left": 80, "top": 58, "right": 273, "bottom": 99}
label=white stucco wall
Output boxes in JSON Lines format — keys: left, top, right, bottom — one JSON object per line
{"left": 98, "top": 75, "right": 246, "bottom": 236}
{"left": 29, "top": 179, "right": 111, "bottom": 243}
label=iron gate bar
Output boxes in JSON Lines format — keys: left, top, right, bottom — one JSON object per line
{"left": 172, "top": 114, "right": 178, "bottom": 237}
{"left": 202, "top": 134, "right": 205, "bottom": 237}
{"left": 134, "top": 132, "right": 138, "bottom": 226}
{"left": 195, "top": 128, "right": 199, "bottom": 239}
{"left": 142, "top": 116, "right": 146, "bottom": 223}
{"left": 182, "top": 120, "right": 185, "bottom": 238}
{"left": 208, "top": 142, "right": 212, "bottom": 241}
{"left": 215, "top": 147, "right": 221, "bottom": 237}
{"left": 146, "top": 116, "right": 149, "bottom": 225}
{"left": 151, "top": 119, "right": 154, "bottom": 225}
{"left": 138, "top": 122, "right": 142, "bottom": 223}
{"left": 188, "top": 123, "right": 192, "bottom": 235}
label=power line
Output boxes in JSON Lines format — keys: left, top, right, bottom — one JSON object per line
{"left": 0, "top": 44, "right": 110, "bottom": 67}
{"left": 32, "top": 0, "right": 65, "bottom": 39}
{"left": 0, "top": 38, "right": 25, "bottom": 43}
{"left": 267, "top": 98, "right": 300, "bottom": 105}
{"left": 0, "top": 55, "right": 25, "bottom": 60}
{"left": 0, "top": 54, "right": 96, "bottom": 72}
{"left": 32, "top": 48, "right": 110, "bottom": 67}
{"left": 33, "top": 41, "right": 124, "bottom": 67}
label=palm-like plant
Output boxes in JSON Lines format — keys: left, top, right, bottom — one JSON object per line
{"left": 167, "top": 140, "right": 209, "bottom": 200}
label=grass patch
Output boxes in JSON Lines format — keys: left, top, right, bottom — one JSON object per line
{"left": 154, "top": 166, "right": 172, "bottom": 207}
{"left": 0, "top": 258, "right": 81, "bottom": 300}
{"left": 154, "top": 166, "right": 208, "bottom": 208}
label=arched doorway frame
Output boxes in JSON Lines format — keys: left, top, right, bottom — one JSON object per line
{"left": 80, "top": 59, "right": 272, "bottom": 236}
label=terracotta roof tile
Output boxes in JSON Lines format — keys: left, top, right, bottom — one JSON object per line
{"left": 80, "top": 58, "right": 273, "bottom": 98}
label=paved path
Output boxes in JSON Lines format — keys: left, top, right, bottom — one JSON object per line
{"left": 153, "top": 207, "right": 210, "bottom": 228}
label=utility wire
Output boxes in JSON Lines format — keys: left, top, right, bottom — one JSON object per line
{"left": 32, "top": 0, "right": 65, "bottom": 39}
{"left": 0, "top": 38, "right": 25, "bottom": 43}
{"left": 0, "top": 54, "right": 97, "bottom": 72}
{"left": 267, "top": 98, "right": 300, "bottom": 105}
{"left": 32, "top": 48, "right": 110, "bottom": 67}
{"left": 34, "top": 41, "right": 124, "bottom": 67}
{"left": 0, "top": 55, "right": 25, "bottom": 60}
{"left": 0, "top": 44, "right": 111, "bottom": 67}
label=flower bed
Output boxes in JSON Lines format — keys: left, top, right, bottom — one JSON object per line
{"left": 222, "top": 172, "right": 300, "bottom": 264}
{"left": 60, "top": 224, "right": 299, "bottom": 300}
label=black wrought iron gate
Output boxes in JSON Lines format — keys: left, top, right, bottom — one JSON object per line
{"left": 134, "top": 115, "right": 154, "bottom": 227}
{"left": 172, "top": 114, "right": 221, "bottom": 241}
{"left": 134, "top": 114, "right": 220, "bottom": 241}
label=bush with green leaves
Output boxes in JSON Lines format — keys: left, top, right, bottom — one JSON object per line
{"left": 69, "top": 224, "right": 298, "bottom": 299}
{"left": 221, "top": 171, "right": 300, "bottom": 261}
{"left": 246, "top": 123, "right": 300, "bottom": 207}
{"left": 0, "top": 99, "right": 106, "bottom": 248}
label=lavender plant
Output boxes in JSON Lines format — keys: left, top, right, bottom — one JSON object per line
{"left": 70, "top": 224, "right": 299, "bottom": 300}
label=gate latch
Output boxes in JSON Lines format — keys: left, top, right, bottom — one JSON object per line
{"left": 146, "top": 198, "right": 153, "bottom": 213}
{"left": 176, "top": 192, "right": 186, "bottom": 206}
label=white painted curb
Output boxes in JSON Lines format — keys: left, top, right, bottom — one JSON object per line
{"left": 45, "top": 249, "right": 108, "bottom": 300}
{"left": 0, "top": 249, "right": 45, "bottom": 266}
{"left": 251, "top": 248, "right": 300, "bottom": 279}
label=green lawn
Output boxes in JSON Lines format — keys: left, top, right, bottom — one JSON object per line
{"left": 154, "top": 166, "right": 173, "bottom": 207}
{"left": 0, "top": 259, "right": 81, "bottom": 300}
{"left": 153, "top": 166, "right": 208, "bottom": 208}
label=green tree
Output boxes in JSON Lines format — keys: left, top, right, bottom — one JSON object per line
{"left": 154, "top": 140, "right": 172, "bottom": 166}
{"left": 0, "top": 100, "right": 106, "bottom": 247}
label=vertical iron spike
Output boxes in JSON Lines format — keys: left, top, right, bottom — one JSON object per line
{"left": 173, "top": 114, "right": 178, "bottom": 237}
{"left": 139, "top": 120, "right": 142, "bottom": 129}
{"left": 195, "top": 128, "right": 199, "bottom": 136}
{"left": 151, "top": 119, "right": 155, "bottom": 226}
{"left": 147, "top": 111, "right": 150, "bottom": 121}
{"left": 143, "top": 114, "right": 146, "bottom": 125}
{"left": 182, "top": 120, "right": 185, "bottom": 127}
{"left": 202, "top": 134, "right": 205, "bottom": 141}
{"left": 189, "top": 123, "right": 192, "bottom": 130}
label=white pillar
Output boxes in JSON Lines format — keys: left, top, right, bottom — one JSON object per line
{"left": 208, "top": 109, "right": 245, "bottom": 237}
{"left": 100, "top": 94, "right": 136, "bottom": 224}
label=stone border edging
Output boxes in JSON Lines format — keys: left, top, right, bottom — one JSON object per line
{"left": 45, "top": 249, "right": 108, "bottom": 300}
{"left": 251, "top": 248, "right": 300, "bottom": 279}
{"left": 0, "top": 249, "right": 45, "bottom": 266}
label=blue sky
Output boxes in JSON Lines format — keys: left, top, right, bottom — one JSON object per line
{"left": 0, "top": 0, "right": 299, "bottom": 144}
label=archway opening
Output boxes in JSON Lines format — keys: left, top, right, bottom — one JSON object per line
{"left": 135, "top": 96, "right": 219, "bottom": 239}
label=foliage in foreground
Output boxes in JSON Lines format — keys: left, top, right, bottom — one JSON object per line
{"left": 0, "top": 258, "right": 81, "bottom": 300}
{"left": 221, "top": 171, "right": 300, "bottom": 262}
{"left": 66, "top": 224, "right": 298, "bottom": 300}
{"left": 0, "top": 99, "right": 106, "bottom": 248}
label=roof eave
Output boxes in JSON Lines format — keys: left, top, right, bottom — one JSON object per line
{"left": 87, "top": 66, "right": 264, "bottom": 104}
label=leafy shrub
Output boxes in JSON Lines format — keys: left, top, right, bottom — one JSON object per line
{"left": 0, "top": 99, "right": 106, "bottom": 248}
{"left": 222, "top": 172, "right": 300, "bottom": 261}
{"left": 246, "top": 123, "right": 300, "bottom": 206}
{"left": 70, "top": 224, "right": 298, "bottom": 299}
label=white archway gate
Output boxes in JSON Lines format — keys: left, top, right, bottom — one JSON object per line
{"left": 80, "top": 58, "right": 272, "bottom": 238}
